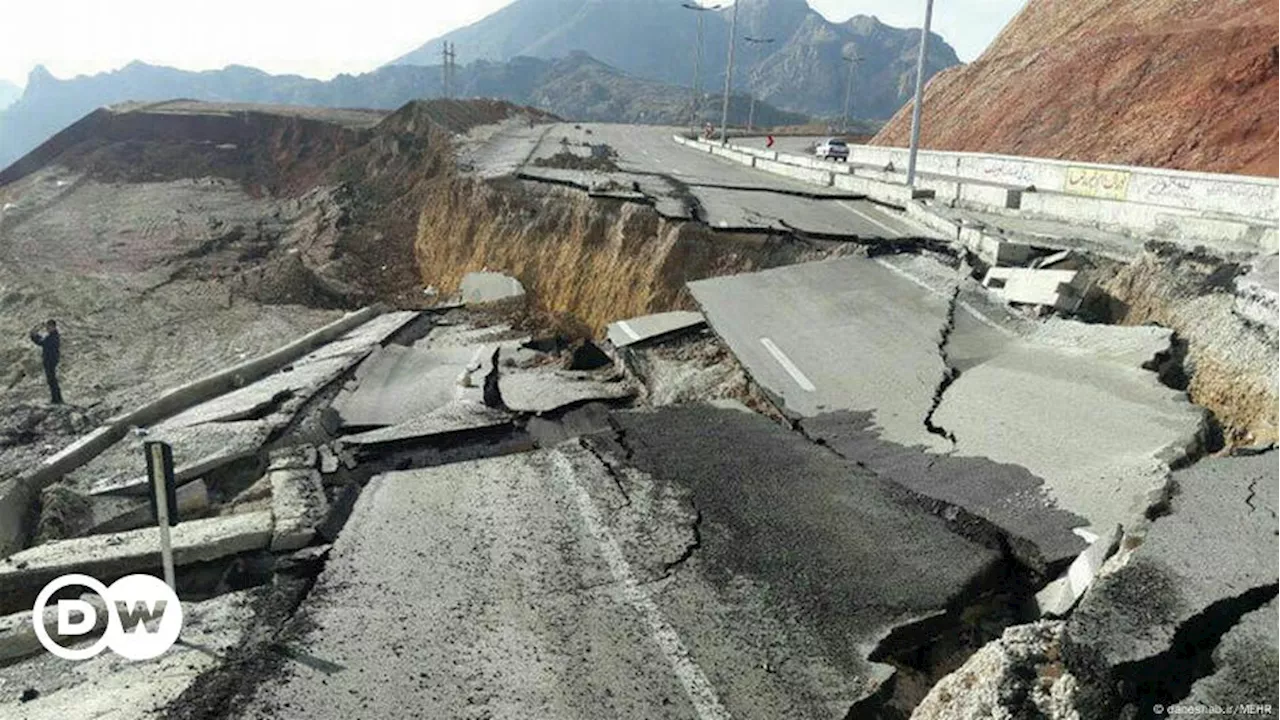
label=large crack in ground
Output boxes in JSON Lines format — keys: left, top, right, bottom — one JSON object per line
{"left": 660, "top": 505, "right": 704, "bottom": 578}
{"left": 922, "top": 284, "right": 963, "bottom": 448}
{"left": 1112, "top": 583, "right": 1280, "bottom": 720}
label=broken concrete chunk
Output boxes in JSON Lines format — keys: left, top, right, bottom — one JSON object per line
{"left": 0, "top": 511, "right": 274, "bottom": 601}
{"left": 1035, "top": 524, "right": 1121, "bottom": 618}
{"left": 341, "top": 401, "right": 513, "bottom": 447}
{"left": 270, "top": 469, "right": 328, "bottom": 552}
{"left": 460, "top": 271, "right": 526, "bottom": 305}
{"left": 910, "top": 621, "right": 1083, "bottom": 720}
{"left": 268, "top": 444, "right": 318, "bottom": 472}
{"left": 81, "top": 479, "right": 211, "bottom": 536}
{"left": 339, "top": 447, "right": 358, "bottom": 470}
{"left": 499, "top": 372, "right": 634, "bottom": 414}
{"left": 606, "top": 311, "right": 707, "bottom": 349}
{"left": 331, "top": 344, "right": 481, "bottom": 428}
{"left": 318, "top": 444, "right": 339, "bottom": 474}
{"left": 983, "top": 267, "right": 1085, "bottom": 311}
{"left": 0, "top": 595, "right": 109, "bottom": 664}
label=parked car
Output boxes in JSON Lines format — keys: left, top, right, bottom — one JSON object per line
{"left": 814, "top": 137, "right": 849, "bottom": 161}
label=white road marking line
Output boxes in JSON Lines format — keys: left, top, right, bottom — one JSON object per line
{"left": 555, "top": 451, "right": 731, "bottom": 720}
{"left": 872, "top": 259, "right": 1015, "bottom": 337}
{"left": 617, "top": 321, "right": 642, "bottom": 342}
{"left": 759, "top": 338, "right": 816, "bottom": 392}
{"left": 838, "top": 200, "right": 901, "bottom": 237}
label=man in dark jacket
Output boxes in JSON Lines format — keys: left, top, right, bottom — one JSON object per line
{"left": 29, "top": 319, "right": 63, "bottom": 405}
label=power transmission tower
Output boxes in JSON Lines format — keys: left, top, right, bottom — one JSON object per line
{"left": 840, "top": 53, "right": 863, "bottom": 134}
{"left": 442, "top": 42, "right": 457, "bottom": 98}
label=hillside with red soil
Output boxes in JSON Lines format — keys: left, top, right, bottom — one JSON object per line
{"left": 872, "top": 0, "right": 1279, "bottom": 177}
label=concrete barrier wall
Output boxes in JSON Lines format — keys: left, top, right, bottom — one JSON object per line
{"left": 755, "top": 158, "right": 833, "bottom": 187}
{"left": 1, "top": 306, "right": 387, "bottom": 557}
{"left": 959, "top": 183, "right": 1020, "bottom": 210}
{"left": 748, "top": 141, "right": 1277, "bottom": 223}
{"left": 675, "top": 134, "right": 1276, "bottom": 248}
{"left": 687, "top": 135, "right": 1277, "bottom": 225}
{"left": 831, "top": 174, "right": 929, "bottom": 208}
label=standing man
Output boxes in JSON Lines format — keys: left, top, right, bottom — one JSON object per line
{"left": 29, "top": 319, "right": 62, "bottom": 405}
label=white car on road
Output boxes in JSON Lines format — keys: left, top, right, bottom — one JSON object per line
{"left": 814, "top": 138, "right": 850, "bottom": 161}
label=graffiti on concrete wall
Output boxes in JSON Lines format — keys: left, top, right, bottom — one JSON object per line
{"left": 1128, "top": 174, "right": 1279, "bottom": 221}
{"left": 975, "top": 159, "right": 1037, "bottom": 186}
{"left": 1064, "top": 166, "right": 1131, "bottom": 200}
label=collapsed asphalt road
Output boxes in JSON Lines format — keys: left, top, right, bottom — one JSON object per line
{"left": 520, "top": 123, "right": 920, "bottom": 238}
{"left": 227, "top": 406, "right": 1008, "bottom": 720}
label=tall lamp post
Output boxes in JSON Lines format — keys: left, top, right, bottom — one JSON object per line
{"left": 906, "top": 0, "right": 935, "bottom": 187}
{"left": 743, "top": 35, "right": 775, "bottom": 133}
{"left": 718, "top": 0, "right": 739, "bottom": 145}
{"left": 681, "top": 3, "right": 722, "bottom": 132}
{"left": 840, "top": 52, "right": 863, "bottom": 135}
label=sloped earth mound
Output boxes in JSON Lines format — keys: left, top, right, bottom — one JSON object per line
{"left": 873, "top": 0, "right": 1278, "bottom": 176}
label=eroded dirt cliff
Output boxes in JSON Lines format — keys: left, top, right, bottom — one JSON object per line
{"left": 873, "top": 0, "right": 1279, "bottom": 176}
{"left": 414, "top": 176, "right": 828, "bottom": 334}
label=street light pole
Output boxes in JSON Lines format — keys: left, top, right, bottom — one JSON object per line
{"left": 682, "top": 3, "right": 722, "bottom": 134}
{"left": 840, "top": 53, "right": 863, "bottom": 135}
{"left": 718, "top": 0, "right": 739, "bottom": 145}
{"left": 906, "top": 0, "right": 935, "bottom": 187}
{"left": 743, "top": 36, "right": 775, "bottom": 133}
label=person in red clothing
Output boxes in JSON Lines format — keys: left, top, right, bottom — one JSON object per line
{"left": 766, "top": 134, "right": 775, "bottom": 149}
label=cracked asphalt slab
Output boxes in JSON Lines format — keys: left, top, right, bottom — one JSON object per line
{"left": 688, "top": 254, "right": 964, "bottom": 452}
{"left": 800, "top": 410, "right": 1088, "bottom": 575}
{"left": 224, "top": 405, "right": 1003, "bottom": 720}
{"left": 1064, "top": 450, "right": 1279, "bottom": 715}
{"left": 593, "top": 405, "right": 1005, "bottom": 713}
{"left": 522, "top": 123, "right": 917, "bottom": 239}
{"left": 693, "top": 253, "right": 1208, "bottom": 545}
{"left": 233, "top": 448, "right": 707, "bottom": 720}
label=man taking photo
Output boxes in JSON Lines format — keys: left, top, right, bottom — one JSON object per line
{"left": 29, "top": 319, "right": 63, "bottom": 405}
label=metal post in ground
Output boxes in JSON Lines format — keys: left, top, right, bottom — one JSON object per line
{"left": 145, "top": 442, "right": 178, "bottom": 591}
{"left": 718, "top": 0, "right": 739, "bottom": 145}
{"left": 682, "top": 3, "right": 722, "bottom": 133}
{"left": 906, "top": 0, "right": 935, "bottom": 187}
{"left": 743, "top": 36, "right": 775, "bottom": 133}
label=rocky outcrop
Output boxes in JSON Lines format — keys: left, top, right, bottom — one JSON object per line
{"left": 873, "top": 0, "right": 1278, "bottom": 176}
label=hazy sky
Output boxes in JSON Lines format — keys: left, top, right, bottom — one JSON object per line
{"left": 0, "top": 0, "right": 1027, "bottom": 88}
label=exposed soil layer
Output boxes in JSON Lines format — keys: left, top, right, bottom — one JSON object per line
{"left": 873, "top": 0, "right": 1279, "bottom": 176}
{"left": 1096, "top": 244, "right": 1278, "bottom": 445}
{"left": 415, "top": 176, "right": 837, "bottom": 333}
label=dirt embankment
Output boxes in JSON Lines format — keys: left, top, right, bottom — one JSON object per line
{"left": 1097, "top": 245, "right": 1278, "bottom": 446}
{"left": 414, "top": 175, "right": 827, "bottom": 334}
{"left": 873, "top": 0, "right": 1278, "bottom": 176}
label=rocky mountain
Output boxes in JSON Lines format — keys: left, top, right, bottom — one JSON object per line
{"left": 388, "top": 0, "right": 960, "bottom": 120}
{"left": 872, "top": 0, "right": 1279, "bottom": 176}
{"left": 0, "top": 55, "right": 803, "bottom": 172}
{"left": 0, "top": 80, "right": 20, "bottom": 110}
